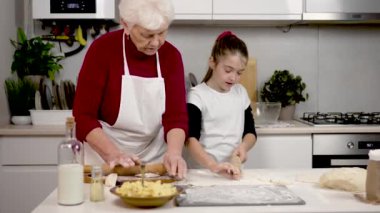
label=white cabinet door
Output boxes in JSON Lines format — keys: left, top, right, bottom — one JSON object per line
{"left": 0, "top": 136, "right": 63, "bottom": 213}
{"left": 172, "top": 0, "right": 212, "bottom": 20}
{"left": 213, "top": 0, "right": 303, "bottom": 20}
{"left": 0, "top": 136, "right": 62, "bottom": 165}
{"left": 0, "top": 166, "right": 57, "bottom": 213}
{"left": 244, "top": 135, "right": 312, "bottom": 169}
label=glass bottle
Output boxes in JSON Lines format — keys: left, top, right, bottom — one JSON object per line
{"left": 57, "top": 117, "right": 84, "bottom": 205}
{"left": 90, "top": 165, "right": 105, "bottom": 202}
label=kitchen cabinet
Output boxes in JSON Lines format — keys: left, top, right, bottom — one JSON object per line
{"left": 213, "top": 0, "right": 303, "bottom": 21}
{"left": 303, "top": 0, "right": 380, "bottom": 21}
{"left": 172, "top": 0, "right": 212, "bottom": 21}
{"left": 0, "top": 136, "right": 63, "bottom": 213}
{"left": 305, "top": 0, "right": 380, "bottom": 13}
{"left": 245, "top": 135, "right": 312, "bottom": 169}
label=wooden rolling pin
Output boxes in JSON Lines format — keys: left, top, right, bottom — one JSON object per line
{"left": 230, "top": 154, "right": 242, "bottom": 170}
{"left": 83, "top": 163, "right": 167, "bottom": 176}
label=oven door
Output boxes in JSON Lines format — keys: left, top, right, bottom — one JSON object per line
{"left": 312, "top": 134, "right": 380, "bottom": 168}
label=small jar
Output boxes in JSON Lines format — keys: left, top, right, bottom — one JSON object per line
{"left": 90, "top": 166, "right": 105, "bottom": 202}
{"left": 366, "top": 149, "right": 380, "bottom": 202}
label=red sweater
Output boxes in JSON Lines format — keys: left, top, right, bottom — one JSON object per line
{"left": 73, "top": 29, "right": 188, "bottom": 142}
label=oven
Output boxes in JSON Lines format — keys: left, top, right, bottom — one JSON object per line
{"left": 299, "top": 112, "right": 380, "bottom": 168}
{"left": 313, "top": 134, "right": 380, "bottom": 168}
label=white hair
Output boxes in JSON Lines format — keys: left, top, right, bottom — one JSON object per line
{"left": 119, "top": 0, "right": 175, "bottom": 31}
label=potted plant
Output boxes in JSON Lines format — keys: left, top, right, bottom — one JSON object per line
{"left": 4, "top": 78, "right": 37, "bottom": 125}
{"left": 260, "top": 70, "right": 308, "bottom": 120}
{"left": 10, "top": 28, "right": 64, "bottom": 81}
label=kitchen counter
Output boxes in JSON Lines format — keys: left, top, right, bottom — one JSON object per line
{"left": 0, "top": 124, "right": 65, "bottom": 136}
{"left": 31, "top": 169, "right": 379, "bottom": 213}
{"left": 256, "top": 120, "right": 380, "bottom": 134}
{"left": 1, "top": 120, "right": 379, "bottom": 136}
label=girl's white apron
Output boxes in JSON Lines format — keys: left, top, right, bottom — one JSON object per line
{"left": 84, "top": 33, "right": 167, "bottom": 165}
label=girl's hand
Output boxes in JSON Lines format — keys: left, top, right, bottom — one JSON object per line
{"left": 233, "top": 144, "right": 248, "bottom": 163}
{"left": 210, "top": 162, "right": 241, "bottom": 180}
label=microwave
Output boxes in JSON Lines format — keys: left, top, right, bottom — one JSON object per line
{"left": 32, "top": 0, "right": 116, "bottom": 19}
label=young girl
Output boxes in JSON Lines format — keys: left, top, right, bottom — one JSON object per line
{"left": 186, "top": 31, "right": 257, "bottom": 180}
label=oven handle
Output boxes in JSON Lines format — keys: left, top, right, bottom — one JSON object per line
{"left": 331, "top": 159, "right": 368, "bottom": 166}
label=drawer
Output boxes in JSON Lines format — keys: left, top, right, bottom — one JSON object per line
{"left": 0, "top": 136, "right": 63, "bottom": 165}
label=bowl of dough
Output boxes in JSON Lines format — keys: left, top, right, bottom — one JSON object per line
{"left": 252, "top": 102, "right": 281, "bottom": 125}
{"left": 110, "top": 180, "right": 178, "bottom": 208}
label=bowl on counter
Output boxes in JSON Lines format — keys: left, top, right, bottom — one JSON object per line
{"left": 110, "top": 181, "right": 178, "bottom": 208}
{"left": 252, "top": 102, "right": 281, "bottom": 125}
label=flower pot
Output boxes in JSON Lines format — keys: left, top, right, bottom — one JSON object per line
{"left": 279, "top": 105, "right": 296, "bottom": 120}
{"left": 30, "top": 110, "right": 72, "bottom": 125}
{"left": 11, "top": 116, "right": 32, "bottom": 125}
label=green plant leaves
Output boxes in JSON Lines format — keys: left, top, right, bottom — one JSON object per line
{"left": 4, "top": 78, "right": 37, "bottom": 116}
{"left": 10, "top": 28, "right": 64, "bottom": 81}
{"left": 260, "top": 70, "right": 308, "bottom": 107}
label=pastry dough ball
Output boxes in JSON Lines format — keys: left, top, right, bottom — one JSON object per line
{"left": 319, "top": 167, "right": 367, "bottom": 192}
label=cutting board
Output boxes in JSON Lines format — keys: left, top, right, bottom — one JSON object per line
{"left": 240, "top": 58, "right": 257, "bottom": 102}
{"left": 175, "top": 185, "right": 305, "bottom": 206}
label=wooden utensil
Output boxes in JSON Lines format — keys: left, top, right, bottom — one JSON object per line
{"left": 230, "top": 154, "right": 242, "bottom": 170}
{"left": 240, "top": 58, "right": 257, "bottom": 102}
{"left": 140, "top": 163, "right": 146, "bottom": 187}
{"left": 83, "top": 163, "right": 167, "bottom": 176}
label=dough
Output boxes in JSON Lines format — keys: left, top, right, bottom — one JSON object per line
{"left": 319, "top": 167, "right": 367, "bottom": 192}
{"left": 105, "top": 173, "right": 118, "bottom": 187}
{"left": 135, "top": 172, "right": 160, "bottom": 178}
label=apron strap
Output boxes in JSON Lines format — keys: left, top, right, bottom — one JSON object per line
{"left": 156, "top": 53, "right": 162, "bottom": 78}
{"left": 122, "top": 33, "right": 130, "bottom": 75}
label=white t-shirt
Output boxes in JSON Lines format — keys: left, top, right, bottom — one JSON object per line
{"left": 186, "top": 82, "right": 251, "bottom": 168}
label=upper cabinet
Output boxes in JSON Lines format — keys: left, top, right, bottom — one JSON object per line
{"left": 172, "top": 0, "right": 212, "bottom": 21}
{"left": 303, "top": 0, "right": 380, "bottom": 22}
{"left": 171, "top": 0, "right": 380, "bottom": 25}
{"left": 213, "top": 0, "right": 303, "bottom": 22}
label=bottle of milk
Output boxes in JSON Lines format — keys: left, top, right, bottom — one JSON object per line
{"left": 57, "top": 117, "right": 84, "bottom": 205}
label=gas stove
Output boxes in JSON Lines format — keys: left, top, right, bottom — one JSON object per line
{"left": 300, "top": 112, "right": 380, "bottom": 126}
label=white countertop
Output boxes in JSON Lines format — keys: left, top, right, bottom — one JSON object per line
{"left": 1, "top": 120, "right": 380, "bottom": 136}
{"left": 32, "top": 169, "right": 379, "bottom": 213}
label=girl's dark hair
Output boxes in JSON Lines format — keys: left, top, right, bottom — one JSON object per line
{"left": 202, "top": 31, "right": 249, "bottom": 82}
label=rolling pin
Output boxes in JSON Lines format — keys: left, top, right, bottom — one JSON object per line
{"left": 83, "top": 163, "right": 167, "bottom": 176}
{"left": 230, "top": 154, "right": 242, "bottom": 170}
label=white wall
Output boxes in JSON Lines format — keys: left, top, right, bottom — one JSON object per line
{"left": 1, "top": 10, "right": 380, "bottom": 124}
{"left": 0, "top": 0, "right": 17, "bottom": 125}
{"left": 165, "top": 25, "right": 380, "bottom": 116}
{"left": 33, "top": 24, "right": 380, "bottom": 118}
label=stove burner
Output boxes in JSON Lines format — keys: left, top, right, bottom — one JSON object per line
{"left": 302, "top": 112, "right": 380, "bottom": 125}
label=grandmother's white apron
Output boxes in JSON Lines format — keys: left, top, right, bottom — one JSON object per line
{"left": 84, "top": 33, "right": 167, "bottom": 165}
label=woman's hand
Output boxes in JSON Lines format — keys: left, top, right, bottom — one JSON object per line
{"left": 106, "top": 152, "right": 141, "bottom": 169}
{"left": 210, "top": 162, "right": 241, "bottom": 180}
{"left": 163, "top": 150, "right": 187, "bottom": 180}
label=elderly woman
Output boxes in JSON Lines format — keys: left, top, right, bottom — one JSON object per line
{"left": 73, "top": 0, "right": 188, "bottom": 178}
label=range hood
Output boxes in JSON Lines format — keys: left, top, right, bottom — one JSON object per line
{"left": 303, "top": 0, "right": 380, "bottom": 23}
